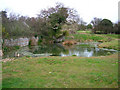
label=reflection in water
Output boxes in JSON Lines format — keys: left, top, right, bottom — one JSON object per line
{"left": 84, "top": 49, "right": 93, "bottom": 57}
{"left": 27, "top": 43, "right": 117, "bottom": 57}
{"left": 3, "top": 43, "right": 117, "bottom": 58}
{"left": 60, "top": 48, "right": 94, "bottom": 57}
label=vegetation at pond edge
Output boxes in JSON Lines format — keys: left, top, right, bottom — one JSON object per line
{"left": 3, "top": 46, "right": 20, "bottom": 53}
{"left": 2, "top": 53, "right": 118, "bottom": 88}
{"left": 98, "top": 40, "right": 119, "bottom": 51}
{"left": 65, "top": 31, "right": 119, "bottom": 51}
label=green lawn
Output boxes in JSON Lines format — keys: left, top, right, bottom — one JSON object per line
{"left": 66, "top": 33, "right": 111, "bottom": 42}
{"left": 2, "top": 53, "right": 118, "bottom": 88}
{"left": 77, "top": 30, "right": 91, "bottom": 34}
{"left": 67, "top": 31, "right": 118, "bottom": 42}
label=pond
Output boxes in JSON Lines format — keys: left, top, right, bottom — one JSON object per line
{"left": 3, "top": 42, "right": 118, "bottom": 58}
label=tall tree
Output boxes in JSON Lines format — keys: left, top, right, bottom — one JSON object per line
{"left": 87, "top": 24, "right": 93, "bottom": 29}
{"left": 48, "top": 7, "right": 68, "bottom": 39}
{"left": 91, "top": 17, "right": 102, "bottom": 33}
{"left": 37, "top": 3, "right": 70, "bottom": 41}
{"left": 99, "top": 19, "right": 113, "bottom": 34}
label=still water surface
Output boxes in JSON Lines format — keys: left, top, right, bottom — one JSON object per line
{"left": 3, "top": 42, "right": 117, "bottom": 58}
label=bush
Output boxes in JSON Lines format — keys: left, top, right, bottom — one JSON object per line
{"left": 3, "top": 46, "right": 20, "bottom": 53}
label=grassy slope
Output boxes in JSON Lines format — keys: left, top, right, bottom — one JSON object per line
{"left": 3, "top": 53, "right": 118, "bottom": 88}
{"left": 98, "top": 40, "right": 119, "bottom": 50}
{"left": 67, "top": 31, "right": 118, "bottom": 42}
{"left": 66, "top": 31, "right": 119, "bottom": 50}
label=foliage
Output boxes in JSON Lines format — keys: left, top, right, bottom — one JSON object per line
{"left": 87, "top": 24, "right": 93, "bottom": 29}
{"left": 1, "top": 11, "right": 33, "bottom": 39}
{"left": 91, "top": 18, "right": 119, "bottom": 34}
{"left": 26, "top": 3, "right": 79, "bottom": 41}
{"left": 78, "top": 24, "right": 86, "bottom": 30}
{"left": 1, "top": 5, "right": 119, "bottom": 44}
{"left": 3, "top": 46, "right": 20, "bottom": 53}
{"left": 48, "top": 7, "right": 68, "bottom": 39}
{"left": 113, "top": 22, "right": 120, "bottom": 34}
{"left": 91, "top": 17, "right": 102, "bottom": 34}
{"left": 62, "top": 30, "right": 69, "bottom": 36}
{"left": 99, "top": 19, "right": 113, "bottom": 34}
{"left": 62, "top": 23, "right": 79, "bottom": 34}
{"left": 78, "top": 18, "right": 87, "bottom": 30}
{"left": 2, "top": 26, "right": 9, "bottom": 38}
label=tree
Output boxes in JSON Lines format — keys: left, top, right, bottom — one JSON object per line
{"left": 87, "top": 24, "right": 92, "bottom": 29}
{"left": 37, "top": 3, "right": 72, "bottom": 41}
{"left": 1, "top": 11, "right": 32, "bottom": 39}
{"left": 113, "top": 22, "right": 120, "bottom": 34}
{"left": 91, "top": 17, "right": 102, "bottom": 33}
{"left": 1, "top": 11, "right": 9, "bottom": 38}
{"left": 78, "top": 18, "right": 87, "bottom": 30}
{"left": 67, "top": 8, "right": 80, "bottom": 24}
{"left": 91, "top": 18, "right": 114, "bottom": 34}
{"left": 46, "top": 7, "right": 68, "bottom": 42}
{"left": 118, "top": 22, "right": 120, "bottom": 34}
{"left": 99, "top": 19, "right": 113, "bottom": 34}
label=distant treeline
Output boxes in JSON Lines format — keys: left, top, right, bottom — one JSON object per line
{"left": 1, "top": 3, "right": 81, "bottom": 40}
{"left": 1, "top": 3, "right": 119, "bottom": 40}
{"left": 91, "top": 18, "right": 119, "bottom": 34}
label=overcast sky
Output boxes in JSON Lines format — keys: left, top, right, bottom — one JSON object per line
{"left": 0, "top": 0, "right": 119, "bottom": 24}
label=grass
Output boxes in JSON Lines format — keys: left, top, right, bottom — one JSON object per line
{"left": 67, "top": 30, "right": 118, "bottom": 41}
{"left": 77, "top": 30, "right": 91, "bottom": 34}
{"left": 76, "top": 44, "right": 95, "bottom": 47}
{"left": 66, "top": 33, "right": 108, "bottom": 42}
{"left": 66, "top": 30, "right": 119, "bottom": 50}
{"left": 103, "top": 34, "right": 118, "bottom": 39}
{"left": 2, "top": 53, "right": 118, "bottom": 88}
{"left": 98, "top": 40, "right": 120, "bottom": 51}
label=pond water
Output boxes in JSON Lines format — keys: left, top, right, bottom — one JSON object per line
{"left": 3, "top": 42, "right": 117, "bottom": 58}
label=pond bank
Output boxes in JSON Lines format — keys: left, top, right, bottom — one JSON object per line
{"left": 98, "top": 39, "right": 119, "bottom": 51}
{"left": 2, "top": 32, "right": 119, "bottom": 58}
{"left": 65, "top": 33, "right": 119, "bottom": 51}
{"left": 2, "top": 42, "right": 118, "bottom": 59}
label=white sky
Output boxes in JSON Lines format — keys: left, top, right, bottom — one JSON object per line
{"left": 0, "top": 0, "right": 119, "bottom": 24}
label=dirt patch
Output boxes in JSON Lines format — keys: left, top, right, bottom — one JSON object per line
{"left": 62, "top": 40, "right": 77, "bottom": 45}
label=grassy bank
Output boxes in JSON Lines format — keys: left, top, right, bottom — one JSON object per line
{"left": 66, "top": 33, "right": 118, "bottom": 42}
{"left": 98, "top": 40, "right": 120, "bottom": 51}
{"left": 3, "top": 53, "right": 118, "bottom": 88}
{"left": 66, "top": 31, "right": 119, "bottom": 50}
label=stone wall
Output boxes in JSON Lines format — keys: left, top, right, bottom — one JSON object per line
{"left": 1, "top": 37, "right": 39, "bottom": 57}
{"left": 3, "top": 37, "right": 30, "bottom": 47}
